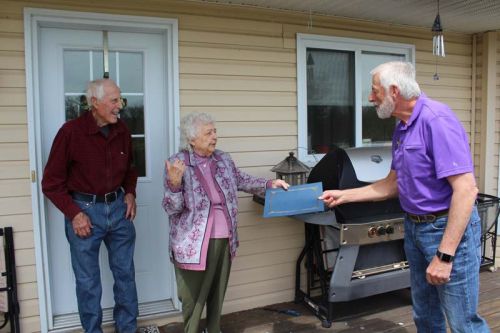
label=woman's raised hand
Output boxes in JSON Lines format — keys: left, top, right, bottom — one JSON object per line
{"left": 166, "top": 159, "right": 186, "bottom": 188}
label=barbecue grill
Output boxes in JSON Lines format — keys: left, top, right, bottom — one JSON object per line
{"left": 293, "top": 146, "right": 410, "bottom": 328}
{"left": 256, "top": 147, "right": 499, "bottom": 328}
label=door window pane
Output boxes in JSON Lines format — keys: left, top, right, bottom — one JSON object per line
{"left": 307, "top": 49, "right": 355, "bottom": 153}
{"left": 132, "top": 138, "right": 145, "bottom": 179}
{"left": 64, "top": 50, "right": 90, "bottom": 92}
{"left": 63, "top": 49, "right": 146, "bottom": 177}
{"left": 120, "top": 95, "right": 144, "bottom": 134}
{"left": 119, "top": 53, "right": 144, "bottom": 92}
{"left": 65, "top": 95, "right": 88, "bottom": 120}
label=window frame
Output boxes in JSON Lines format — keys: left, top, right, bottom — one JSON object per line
{"left": 296, "top": 33, "right": 415, "bottom": 164}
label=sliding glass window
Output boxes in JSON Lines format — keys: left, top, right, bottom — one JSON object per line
{"left": 297, "top": 34, "right": 415, "bottom": 164}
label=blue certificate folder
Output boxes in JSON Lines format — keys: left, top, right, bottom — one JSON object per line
{"left": 263, "top": 182, "right": 325, "bottom": 218}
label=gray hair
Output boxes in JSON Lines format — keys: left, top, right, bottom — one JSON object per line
{"left": 179, "top": 112, "right": 216, "bottom": 152}
{"left": 370, "top": 61, "right": 421, "bottom": 100}
{"left": 86, "top": 79, "right": 118, "bottom": 103}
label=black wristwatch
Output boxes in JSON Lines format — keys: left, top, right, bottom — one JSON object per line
{"left": 436, "top": 250, "right": 454, "bottom": 263}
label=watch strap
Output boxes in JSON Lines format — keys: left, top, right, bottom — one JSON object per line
{"left": 436, "top": 249, "right": 454, "bottom": 263}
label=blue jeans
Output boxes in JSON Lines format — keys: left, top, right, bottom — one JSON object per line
{"left": 65, "top": 191, "right": 138, "bottom": 333}
{"left": 404, "top": 207, "right": 490, "bottom": 333}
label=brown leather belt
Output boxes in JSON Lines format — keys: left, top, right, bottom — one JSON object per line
{"left": 407, "top": 209, "right": 449, "bottom": 223}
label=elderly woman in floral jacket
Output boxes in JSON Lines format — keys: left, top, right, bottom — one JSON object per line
{"left": 162, "top": 112, "right": 288, "bottom": 333}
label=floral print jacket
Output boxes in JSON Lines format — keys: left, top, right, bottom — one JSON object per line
{"left": 162, "top": 149, "right": 268, "bottom": 270}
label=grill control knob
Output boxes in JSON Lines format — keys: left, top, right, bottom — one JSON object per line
{"left": 385, "top": 225, "right": 395, "bottom": 234}
{"left": 368, "top": 227, "right": 377, "bottom": 238}
{"left": 376, "top": 226, "right": 386, "bottom": 236}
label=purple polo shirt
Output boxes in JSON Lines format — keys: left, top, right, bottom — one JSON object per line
{"left": 390, "top": 93, "right": 474, "bottom": 215}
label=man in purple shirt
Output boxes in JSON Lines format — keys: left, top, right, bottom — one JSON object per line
{"left": 42, "top": 79, "right": 138, "bottom": 333}
{"left": 320, "top": 61, "right": 489, "bottom": 332}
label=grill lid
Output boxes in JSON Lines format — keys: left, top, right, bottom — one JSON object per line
{"left": 307, "top": 146, "right": 403, "bottom": 223}
{"left": 344, "top": 146, "right": 392, "bottom": 183}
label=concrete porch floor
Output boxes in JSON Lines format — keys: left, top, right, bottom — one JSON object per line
{"left": 157, "top": 269, "right": 500, "bottom": 333}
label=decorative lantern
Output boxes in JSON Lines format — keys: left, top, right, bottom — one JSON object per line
{"left": 271, "top": 152, "right": 311, "bottom": 185}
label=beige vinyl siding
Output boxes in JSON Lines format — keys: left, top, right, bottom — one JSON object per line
{"left": 495, "top": 32, "right": 500, "bottom": 195}
{"left": 496, "top": 31, "right": 500, "bottom": 266}
{"left": 474, "top": 34, "right": 483, "bottom": 188}
{"left": 475, "top": 32, "right": 500, "bottom": 268}
{"left": 477, "top": 32, "right": 498, "bottom": 196}
{"left": 0, "top": 0, "right": 485, "bottom": 330}
{"left": 178, "top": 14, "right": 304, "bottom": 314}
{"left": 0, "top": 2, "right": 41, "bottom": 332}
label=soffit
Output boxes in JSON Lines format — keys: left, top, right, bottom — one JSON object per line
{"left": 188, "top": 0, "right": 500, "bottom": 34}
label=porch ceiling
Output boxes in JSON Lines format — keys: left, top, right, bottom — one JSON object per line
{"left": 190, "top": 0, "right": 500, "bottom": 34}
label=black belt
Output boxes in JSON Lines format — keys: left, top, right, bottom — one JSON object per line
{"left": 71, "top": 189, "right": 122, "bottom": 204}
{"left": 407, "top": 209, "right": 449, "bottom": 223}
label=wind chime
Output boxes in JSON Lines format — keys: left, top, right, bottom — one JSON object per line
{"left": 432, "top": 0, "right": 445, "bottom": 80}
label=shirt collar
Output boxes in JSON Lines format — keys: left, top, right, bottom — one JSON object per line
{"left": 398, "top": 92, "right": 427, "bottom": 130}
{"left": 83, "top": 110, "right": 123, "bottom": 136}
{"left": 186, "top": 149, "right": 221, "bottom": 166}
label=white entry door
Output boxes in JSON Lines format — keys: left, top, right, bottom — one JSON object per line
{"left": 38, "top": 27, "right": 174, "bottom": 329}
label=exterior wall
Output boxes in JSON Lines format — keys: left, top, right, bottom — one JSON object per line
{"left": 477, "top": 32, "right": 498, "bottom": 195}
{"left": 496, "top": 32, "right": 500, "bottom": 196}
{"left": 0, "top": 0, "right": 481, "bottom": 331}
{"left": 494, "top": 32, "right": 500, "bottom": 196}
{"left": 493, "top": 32, "right": 500, "bottom": 267}
{"left": 0, "top": 3, "right": 40, "bottom": 331}
{"left": 474, "top": 32, "right": 500, "bottom": 267}
{"left": 473, "top": 34, "right": 482, "bottom": 189}
{"left": 496, "top": 31, "right": 500, "bottom": 265}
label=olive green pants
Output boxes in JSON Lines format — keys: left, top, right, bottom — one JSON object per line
{"left": 175, "top": 238, "right": 231, "bottom": 333}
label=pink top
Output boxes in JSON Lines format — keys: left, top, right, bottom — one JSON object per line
{"left": 194, "top": 153, "right": 230, "bottom": 238}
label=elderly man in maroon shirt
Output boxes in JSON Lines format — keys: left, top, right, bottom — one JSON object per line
{"left": 42, "top": 79, "right": 138, "bottom": 333}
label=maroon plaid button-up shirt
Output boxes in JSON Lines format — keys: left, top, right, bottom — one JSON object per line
{"left": 42, "top": 111, "right": 138, "bottom": 220}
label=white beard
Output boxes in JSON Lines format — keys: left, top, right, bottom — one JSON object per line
{"left": 376, "top": 96, "right": 395, "bottom": 119}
